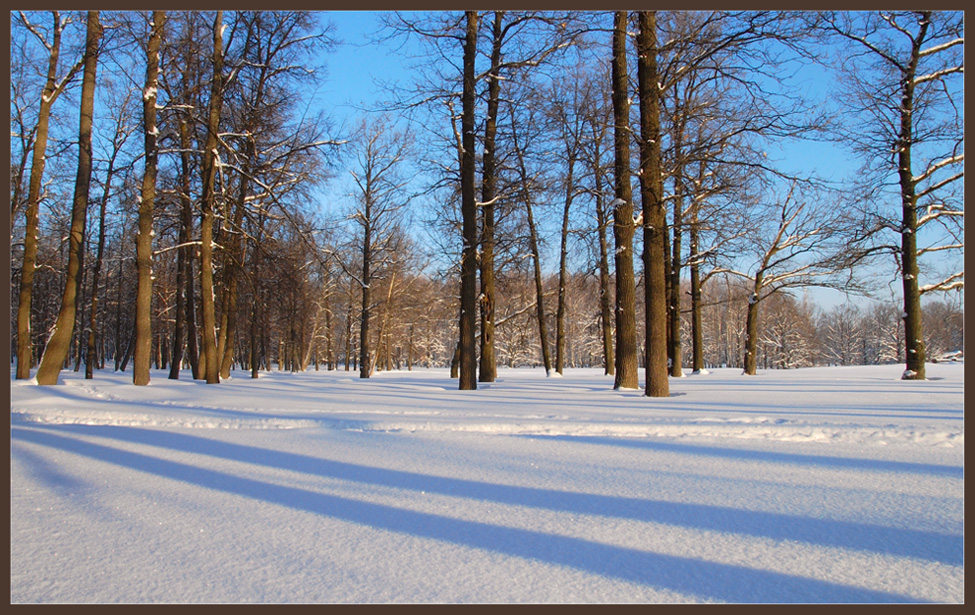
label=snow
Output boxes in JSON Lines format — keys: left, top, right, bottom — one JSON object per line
{"left": 10, "top": 364, "right": 964, "bottom": 604}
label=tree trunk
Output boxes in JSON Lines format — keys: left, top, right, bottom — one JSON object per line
{"left": 199, "top": 11, "right": 225, "bottom": 384}
{"left": 689, "top": 215, "right": 705, "bottom": 373}
{"left": 611, "top": 11, "right": 639, "bottom": 390}
{"left": 594, "top": 156, "right": 615, "bottom": 376}
{"left": 167, "top": 17, "right": 199, "bottom": 381}
{"left": 17, "top": 11, "right": 66, "bottom": 380}
{"left": 86, "top": 133, "right": 119, "bottom": 380}
{"left": 898, "top": 14, "right": 929, "bottom": 381}
{"left": 668, "top": 159, "right": 684, "bottom": 378}
{"left": 178, "top": 113, "right": 202, "bottom": 379}
{"left": 457, "top": 10, "right": 479, "bottom": 390}
{"left": 450, "top": 342, "right": 461, "bottom": 379}
{"left": 133, "top": 10, "right": 165, "bottom": 386}
{"left": 743, "top": 275, "right": 763, "bottom": 375}
{"left": 36, "top": 11, "right": 102, "bottom": 385}
{"left": 359, "top": 196, "right": 373, "bottom": 379}
{"left": 555, "top": 151, "right": 576, "bottom": 375}
{"left": 525, "top": 196, "right": 553, "bottom": 375}
{"left": 168, "top": 134, "right": 188, "bottom": 380}
{"left": 478, "top": 11, "right": 503, "bottom": 384}
{"left": 218, "top": 147, "right": 251, "bottom": 380}
{"left": 344, "top": 300, "right": 353, "bottom": 371}
{"left": 636, "top": 10, "right": 669, "bottom": 397}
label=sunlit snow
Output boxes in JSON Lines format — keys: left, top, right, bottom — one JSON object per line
{"left": 10, "top": 363, "right": 964, "bottom": 603}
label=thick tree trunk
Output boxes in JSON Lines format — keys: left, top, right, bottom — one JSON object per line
{"left": 898, "top": 14, "right": 929, "bottom": 381}
{"left": 199, "top": 11, "right": 225, "bottom": 384}
{"left": 133, "top": 11, "right": 165, "bottom": 386}
{"left": 458, "top": 11, "right": 479, "bottom": 390}
{"left": 611, "top": 11, "right": 639, "bottom": 390}
{"left": 17, "top": 12, "right": 65, "bottom": 380}
{"left": 636, "top": 10, "right": 669, "bottom": 398}
{"left": 36, "top": 11, "right": 102, "bottom": 385}
{"left": 478, "top": 11, "right": 503, "bottom": 384}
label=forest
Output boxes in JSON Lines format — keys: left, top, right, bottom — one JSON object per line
{"left": 8, "top": 10, "right": 965, "bottom": 392}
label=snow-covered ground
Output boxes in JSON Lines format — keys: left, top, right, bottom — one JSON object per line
{"left": 10, "top": 364, "right": 964, "bottom": 603}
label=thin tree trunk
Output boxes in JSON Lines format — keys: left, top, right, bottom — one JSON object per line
{"left": 689, "top": 215, "right": 705, "bottom": 373}
{"left": 611, "top": 11, "right": 639, "bottom": 390}
{"left": 457, "top": 10, "right": 479, "bottom": 390}
{"left": 218, "top": 145, "right": 251, "bottom": 380}
{"left": 36, "top": 11, "right": 102, "bottom": 385}
{"left": 555, "top": 153, "right": 576, "bottom": 375}
{"left": 344, "top": 300, "right": 353, "bottom": 371}
{"left": 368, "top": 273, "right": 396, "bottom": 377}
{"left": 594, "top": 158, "right": 614, "bottom": 376}
{"left": 525, "top": 196, "right": 553, "bottom": 375}
{"left": 132, "top": 10, "right": 165, "bottom": 386}
{"left": 668, "top": 160, "right": 684, "bottom": 378}
{"left": 176, "top": 113, "right": 201, "bottom": 379}
{"left": 86, "top": 134, "right": 119, "bottom": 380}
{"left": 359, "top": 195, "right": 373, "bottom": 378}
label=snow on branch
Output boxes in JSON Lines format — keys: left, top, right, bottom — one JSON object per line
{"left": 914, "top": 65, "right": 964, "bottom": 86}
{"left": 919, "top": 37, "right": 964, "bottom": 57}
{"left": 920, "top": 271, "right": 964, "bottom": 295}
{"left": 913, "top": 153, "right": 964, "bottom": 184}
{"left": 916, "top": 171, "right": 964, "bottom": 199}
{"left": 917, "top": 203, "right": 964, "bottom": 227}
{"left": 917, "top": 242, "right": 964, "bottom": 256}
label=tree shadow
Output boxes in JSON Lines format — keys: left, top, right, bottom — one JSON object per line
{"left": 10, "top": 424, "right": 926, "bottom": 603}
{"left": 530, "top": 434, "right": 964, "bottom": 479}
{"left": 12, "top": 423, "right": 962, "bottom": 573}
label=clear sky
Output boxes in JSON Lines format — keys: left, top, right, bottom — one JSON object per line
{"left": 309, "top": 10, "right": 961, "bottom": 312}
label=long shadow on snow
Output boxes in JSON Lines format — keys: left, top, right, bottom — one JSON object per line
{"left": 530, "top": 435, "right": 964, "bottom": 479}
{"left": 11, "top": 424, "right": 922, "bottom": 603}
{"left": 12, "top": 423, "right": 961, "bottom": 569}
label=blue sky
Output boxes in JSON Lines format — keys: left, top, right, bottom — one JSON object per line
{"left": 308, "top": 10, "right": 961, "bottom": 311}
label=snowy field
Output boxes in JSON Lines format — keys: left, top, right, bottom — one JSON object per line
{"left": 9, "top": 363, "right": 964, "bottom": 603}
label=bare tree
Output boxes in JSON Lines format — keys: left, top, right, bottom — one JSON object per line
{"left": 130, "top": 11, "right": 166, "bottom": 386}
{"left": 722, "top": 184, "right": 853, "bottom": 375}
{"left": 87, "top": 84, "right": 137, "bottom": 380}
{"left": 509, "top": 105, "right": 553, "bottom": 376}
{"left": 573, "top": 66, "right": 616, "bottom": 376}
{"left": 610, "top": 11, "right": 639, "bottom": 390}
{"left": 337, "top": 117, "right": 414, "bottom": 378}
{"left": 635, "top": 11, "right": 670, "bottom": 397}
{"left": 456, "top": 11, "right": 480, "bottom": 390}
{"left": 14, "top": 11, "right": 85, "bottom": 380}
{"left": 35, "top": 11, "right": 102, "bottom": 385}
{"left": 197, "top": 10, "right": 226, "bottom": 384}
{"left": 820, "top": 11, "right": 963, "bottom": 379}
